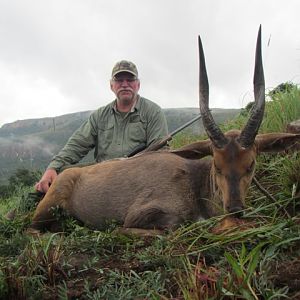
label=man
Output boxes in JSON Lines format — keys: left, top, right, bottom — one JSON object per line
{"left": 35, "top": 60, "right": 168, "bottom": 193}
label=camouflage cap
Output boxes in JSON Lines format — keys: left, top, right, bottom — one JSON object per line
{"left": 111, "top": 60, "right": 138, "bottom": 78}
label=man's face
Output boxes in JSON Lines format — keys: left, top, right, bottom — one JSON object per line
{"left": 110, "top": 72, "right": 140, "bottom": 103}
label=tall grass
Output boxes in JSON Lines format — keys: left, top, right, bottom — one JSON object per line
{"left": 172, "top": 84, "right": 300, "bottom": 150}
{"left": 221, "top": 84, "right": 300, "bottom": 134}
{"left": 261, "top": 85, "right": 300, "bottom": 133}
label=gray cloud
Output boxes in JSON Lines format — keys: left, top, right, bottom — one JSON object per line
{"left": 0, "top": 0, "right": 299, "bottom": 126}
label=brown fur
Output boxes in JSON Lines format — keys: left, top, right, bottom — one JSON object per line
{"left": 30, "top": 131, "right": 300, "bottom": 232}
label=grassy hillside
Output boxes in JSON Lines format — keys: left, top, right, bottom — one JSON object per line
{"left": 0, "top": 86, "right": 299, "bottom": 298}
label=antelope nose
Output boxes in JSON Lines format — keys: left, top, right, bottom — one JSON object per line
{"left": 228, "top": 206, "right": 245, "bottom": 218}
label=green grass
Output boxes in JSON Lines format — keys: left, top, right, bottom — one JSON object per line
{"left": 1, "top": 86, "right": 300, "bottom": 299}
{"left": 1, "top": 180, "right": 300, "bottom": 298}
{"left": 262, "top": 86, "right": 300, "bottom": 133}
{"left": 220, "top": 84, "right": 300, "bottom": 134}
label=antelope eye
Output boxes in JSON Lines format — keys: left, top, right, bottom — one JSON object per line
{"left": 246, "top": 161, "right": 255, "bottom": 174}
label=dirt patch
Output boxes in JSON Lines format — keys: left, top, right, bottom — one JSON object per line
{"left": 269, "top": 256, "right": 300, "bottom": 298}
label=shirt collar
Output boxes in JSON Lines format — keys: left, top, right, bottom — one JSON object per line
{"left": 111, "top": 95, "right": 140, "bottom": 113}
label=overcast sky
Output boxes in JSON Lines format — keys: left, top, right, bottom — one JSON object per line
{"left": 0, "top": 0, "right": 299, "bottom": 127}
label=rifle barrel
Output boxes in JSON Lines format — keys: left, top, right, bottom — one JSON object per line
{"left": 170, "top": 114, "right": 202, "bottom": 137}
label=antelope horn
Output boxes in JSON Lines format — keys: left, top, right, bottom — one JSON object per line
{"left": 239, "top": 25, "right": 265, "bottom": 148}
{"left": 198, "top": 35, "right": 227, "bottom": 148}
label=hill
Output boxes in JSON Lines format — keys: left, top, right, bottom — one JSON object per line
{"left": 0, "top": 107, "right": 240, "bottom": 183}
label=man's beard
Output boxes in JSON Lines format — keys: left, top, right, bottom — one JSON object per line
{"left": 117, "top": 90, "right": 135, "bottom": 104}
{"left": 122, "top": 98, "right": 133, "bottom": 106}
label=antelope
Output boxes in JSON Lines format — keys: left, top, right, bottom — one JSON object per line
{"left": 29, "top": 27, "right": 300, "bottom": 233}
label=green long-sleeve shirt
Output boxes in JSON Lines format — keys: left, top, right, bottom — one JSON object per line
{"left": 47, "top": 96, "right": 168, "bottom": 171}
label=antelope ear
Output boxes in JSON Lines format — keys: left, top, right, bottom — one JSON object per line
{"left": 171, "top": 140, "right": 212, "bottom": 159}
{"left": 255, "top": 133, "right": 300, "bottom": 153}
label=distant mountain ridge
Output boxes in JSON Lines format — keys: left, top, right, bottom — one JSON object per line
{"left": 0, "top": 111, "right": 91, "bottom": 137}
{"left": 0, "top": 107, "right": 240, "bottom": 183}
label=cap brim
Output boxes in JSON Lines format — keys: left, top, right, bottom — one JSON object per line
{"left": 112, "top": 70, "right": 138, "bottom": 77}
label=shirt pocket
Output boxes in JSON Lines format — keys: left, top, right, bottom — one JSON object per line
{"left": 127, "top": 117, "right": 147, "bottom": 144}
{"left": 97, "top": 121, "right": 114, "bottom": 152}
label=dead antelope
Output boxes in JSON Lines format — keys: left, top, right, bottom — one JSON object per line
{"left": 29, "top": 27, "right": 300, "bottom": 232}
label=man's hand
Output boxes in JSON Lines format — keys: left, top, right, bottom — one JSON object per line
{"left": 35, "top": 169, "right": 58, "bottom": 193}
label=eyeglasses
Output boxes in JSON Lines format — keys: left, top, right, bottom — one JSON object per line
{"left": 112, "top": 77, "right": 138, "bottom": 84}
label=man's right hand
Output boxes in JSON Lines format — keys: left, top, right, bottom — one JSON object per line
{"left": 35, "top": 169, "right": 58, "bottom": 193}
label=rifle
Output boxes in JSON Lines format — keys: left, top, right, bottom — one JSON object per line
{"left": 128, "top": 114, "right": 202, "bottom": 156}
{"left": 61, "top": 114, "right": 202, "bottom": 170}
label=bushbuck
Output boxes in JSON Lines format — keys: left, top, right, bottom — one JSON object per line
{"left": 29, "top": 27, "right": 300, "bottom": 232}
